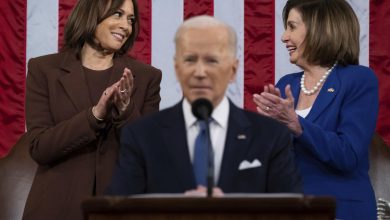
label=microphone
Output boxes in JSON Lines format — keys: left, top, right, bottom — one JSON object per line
{"left": 192, "top": 98, "right": 213, "bottom": 120}
{"left": 191, "top": 98, "right": 214, "bottom": 197}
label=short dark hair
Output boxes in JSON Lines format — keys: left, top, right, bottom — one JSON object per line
{"left": 283, "top": 0, "right": 360, "bottom": 67}
{"left": 63, "top": 0, "right": 139, "bottom": 57}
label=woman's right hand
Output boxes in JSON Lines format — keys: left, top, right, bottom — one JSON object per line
{"left": 92, "top": 84, "right": 118, "bottom": 120}
{"left": 92, "top": 68, "right": 134, "bottom": 121}
{"left": 253, "top": 84, "right": 302, "bottom": 136}
{"left": 112, "top": 68, "right": 134, "bottom": 116}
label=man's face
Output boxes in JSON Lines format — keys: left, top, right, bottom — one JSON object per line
{"left": 175, "top": 26, "right": 238, "bottom": 107}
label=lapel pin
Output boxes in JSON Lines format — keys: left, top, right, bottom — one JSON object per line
{"left": 327, "top": 88, "right": 335, "bottom": 93}
{"left": 237, "top": 134, "right": 246, "bottom": 140}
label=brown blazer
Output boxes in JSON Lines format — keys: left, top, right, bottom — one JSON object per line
{"left": 22, "top": 50, "right": 162, "bottom": 220}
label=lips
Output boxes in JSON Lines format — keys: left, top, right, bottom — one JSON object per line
{"left": 112, "top": 32, "right": 126, "bottom": 41}
{"left": 192, "top": 86, "right": 211, "bottom": 90}
{"left": 190, "top": 85, "right": 212, "bottom": 92}
{"left": 286, "top": 45, "right": 297, "bottom": 55}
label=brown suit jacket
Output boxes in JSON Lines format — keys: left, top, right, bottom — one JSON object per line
{"left": 22, "top": 50, "right": 161, "bottom": 220}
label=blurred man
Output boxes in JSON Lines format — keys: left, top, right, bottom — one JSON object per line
{"left": 108, "top": 15, "right": 301, "bottom": 195}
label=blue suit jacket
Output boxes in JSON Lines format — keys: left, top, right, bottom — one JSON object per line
{"left": 108, "top": 101, "right": 302, "bottom": 194}
{"left": 277, "top": 65, "right": 378, "bottom": 220}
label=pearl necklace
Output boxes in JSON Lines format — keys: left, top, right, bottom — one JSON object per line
{"left": 300, "top": 62, "right": 337, "bottom": 95}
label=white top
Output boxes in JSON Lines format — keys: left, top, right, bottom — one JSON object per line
{"left": 182, "top": 97, "right": 229, "bottom": 184}
{"left": 295, "top": 107, "right": 312, "bottom": 118}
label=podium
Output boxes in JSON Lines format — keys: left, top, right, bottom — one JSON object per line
{"left": 82, "top": 194, "right": 336, "bottom": 220}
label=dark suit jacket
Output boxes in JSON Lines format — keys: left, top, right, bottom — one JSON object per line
{"left": 277, "top": 65, "right": 378, "bottom": 220}
{"left": 22, "top": 50, "right": 161, "bottom": 220}
{"left": 108, "top": 101, "right": 302, "bottom": 195}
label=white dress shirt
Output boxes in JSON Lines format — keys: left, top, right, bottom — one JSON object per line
{"left": 182, "top": 97, "right": 229, "bottom": 183}
{"left": 296, "top": 106, "right": 312, "bottom": 118}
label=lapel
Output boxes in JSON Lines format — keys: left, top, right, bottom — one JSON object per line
{"left": 58, "top": 52, "right": 138, "bottom": 112}
{"left": 306, "top": 67, "right": 340, "bottom": 122}
{"left": 58, "top": 51, "right": 92, "bottom": 111}
{"left": 290, "top": 74, "right": 302, "bottom": 109}
{"left": 160, "top": 102, "right": 196, "bottom": 189}
{"left": 218, "top": 101, "right": 251, "bottom": 190}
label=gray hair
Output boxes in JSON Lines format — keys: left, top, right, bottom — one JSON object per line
{"left": 174, "top": 15, "right": 237, "bottom": 56}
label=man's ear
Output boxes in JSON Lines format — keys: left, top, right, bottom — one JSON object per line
{"left": 174, "top": 56, "right": 179, "bottom": 79}
{"left": 229, "top": 59, "right": 239, "bottom": 82}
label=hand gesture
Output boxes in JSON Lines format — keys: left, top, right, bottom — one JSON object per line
{"left": 253, "top": 84, "right": 302, "bottom": 135}
{"left": 112, "top": 67, "right": 134, "bottom": 116}
{"left": 92, "top": 68, "right": 134, "bottom": 120}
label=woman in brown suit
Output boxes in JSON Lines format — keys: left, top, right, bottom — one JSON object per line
{"left": 22, "top": 0, "right": 161, "bottom": 219}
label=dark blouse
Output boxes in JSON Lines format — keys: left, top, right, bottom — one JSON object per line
{"left": 83, "top": 66, "right": 113, "bottom": 105}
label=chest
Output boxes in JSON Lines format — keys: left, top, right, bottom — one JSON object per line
{"left": 296, "top": 92, "right": 318, "bottom": 110}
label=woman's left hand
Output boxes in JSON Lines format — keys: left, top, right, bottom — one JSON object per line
{"left": 253, "top": 84, "right": 302, "bottom": 136}
{"left": 113, "top": 67, "right": 134, "bottom": 116}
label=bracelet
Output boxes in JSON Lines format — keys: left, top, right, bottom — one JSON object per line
{"left": 92, "top": 106, "right": 104, "bottom": 121}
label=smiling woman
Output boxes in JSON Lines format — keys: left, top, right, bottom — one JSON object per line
{"left": 64, "top": 0, "right": 139, "bottom": 57}
{"left": 280, "top": 8, "right": 306, "bottom": 66}
{"left": 21, "top": 0, "right": 162, "bottom": 220}
{"left": 85, "top": 0, "right": 135, "bottom": 54}
{"left": 253, "top": 0, "right": 378, "bottom": 219}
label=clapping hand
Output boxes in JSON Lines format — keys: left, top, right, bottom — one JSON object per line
{"left": 92, "top": 68, "right": 134, "bottom": 120}
{"left": 253, "top": 84, "right": 302, "bottom": 136}
{"left": 112, "top": 67, "right": 134, "bottom": 116}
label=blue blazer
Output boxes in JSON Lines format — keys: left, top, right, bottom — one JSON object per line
{"left": 277, "top": 65, "right": 379, "bottom": 220}
{"left": 108, "top": 101, "right": 301, "bottom": 194}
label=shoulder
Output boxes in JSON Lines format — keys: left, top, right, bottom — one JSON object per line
{"left": 123, "top": 103, "right": 180, "bottom": 132}
{"left": 27, "top": 50, "right": 80, "bottom": 75}
{"left": 26, "top": 52, "right": 73, "bottom": 82}
{"left": 28, "top": 52, "right": 64, "bottom": 68}
{"left": 336, "top": 65, "right": 378, "bottom": 87}
{"left": 337, "top": 65, "right": 377, "bottom": 80}
{"left": 277, "top": 71, "right": 302, "bottom": 87}
{"left": 121, "top": 56, "right": 162, "bottom": 79}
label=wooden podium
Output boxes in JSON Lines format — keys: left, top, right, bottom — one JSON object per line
{"left": 82, "top": 194, "right": 336, "bottom": 220}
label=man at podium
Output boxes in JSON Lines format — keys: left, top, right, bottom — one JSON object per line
{"left": 108, "top": 15, "right": 301, "bottom": 196}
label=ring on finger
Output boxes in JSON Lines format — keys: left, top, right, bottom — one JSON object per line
{"left": 265, "top": 106, "right": 270, "bottom": 111}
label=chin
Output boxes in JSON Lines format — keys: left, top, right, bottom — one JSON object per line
{"left": 188, "top": 95, "right": 211, "bottom": 103}
{"left": 113, "top": 46, "right": 123, "bottom": 51}
{"left": 289, "top": 58, "right": 297, "bottom": 64}
{"left": 109, "top": 43, "right": 124, "bottom": 51}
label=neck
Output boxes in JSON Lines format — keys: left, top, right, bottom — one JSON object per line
{"left": 81, "top": 44, "right": 114, "bottom": 70}
{"left": 300, "top": 62, "right": 337, "bottom": 96}
{"left": 302, "top": 65, "right": 329, "bottom": 78}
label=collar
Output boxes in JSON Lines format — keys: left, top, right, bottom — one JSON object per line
{"left": 183, "top": 97, "right": 229, "bottom": 129}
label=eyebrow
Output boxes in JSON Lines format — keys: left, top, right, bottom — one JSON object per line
{"left": 118, "top": 8, "right": 134, "bottom": 17}
{"left": 287, "top": 21, "right": 298, "bottom": 25}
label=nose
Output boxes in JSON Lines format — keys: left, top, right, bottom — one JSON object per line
{"left": 194, "top": 61, "right": 207, "bottom": 78}
{"left": 281, "top": 30, "right": 288, "bottom": 43}
{"left": 119, "top": 17, "right": 132, "bottom": 33}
